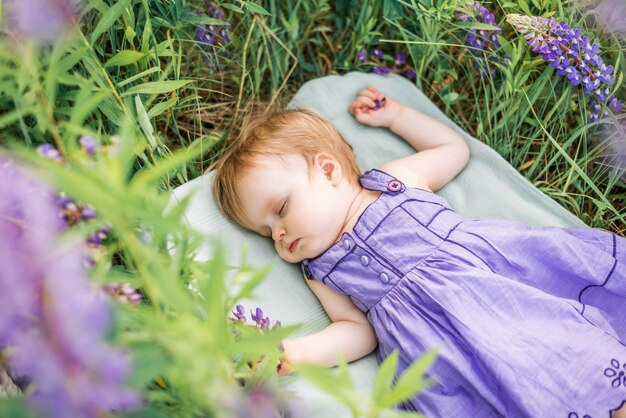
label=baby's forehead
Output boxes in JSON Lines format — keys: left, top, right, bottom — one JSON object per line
{"left": 247, "top": 153, "right": 309, "bottom": 174}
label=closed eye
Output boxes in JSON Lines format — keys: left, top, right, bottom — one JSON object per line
{"left": 278, "top": 200, "right": 287, "bottom": 216}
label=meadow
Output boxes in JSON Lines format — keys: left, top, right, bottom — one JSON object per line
{"left": 0, "top": 0, "right": 624, "bottom": 417}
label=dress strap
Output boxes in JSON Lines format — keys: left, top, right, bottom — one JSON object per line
{"left": 359, "top": 169, "right": 406, "bottom": 194}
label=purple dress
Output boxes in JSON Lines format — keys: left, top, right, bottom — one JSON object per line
{"left": 301, "top": 169, "right": 626, "bottom": 417}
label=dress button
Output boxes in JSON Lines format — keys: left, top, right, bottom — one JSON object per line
{"left": 387, "top": 180, "right": 403, "bottom": 192}
{"left": 343, "top": 239, "right": 352, "bottom": 250}
{"left": 360, "top": 255, "right": 370, "bottom": 266}
{"left": 379, "top": 272, "right": 390, "bottom": 283}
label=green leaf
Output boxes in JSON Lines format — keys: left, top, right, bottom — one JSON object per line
{"left": 131, "top": 141, "right": 206, "bottom": 188}
{"left": 372, "top": 350, "right": 399, "bottom": 401}
{"left": 121, "top": 80, "right": 193, "bottom": 97}
{"left": 147, "top": 97, "right": 177, "bottom": 118}
{"left": 379, "top": 349, "right": 437, "bottom": 407}
{"left": 125, "top": 25, "right": 137, "bottom": 43}
{"left": 104, "top": 50, "right": 146, "bottom": 68}
{"left": 455, "top": 21, "right": 501, "bottom": 31}
{"left": 116, "top": 67, "right": 162, "bottom": 88}
{"left": 243, "top": 1, "right": 270, "bottom": 15}
{"left": 221, "top": 3, "right": 244, "bottom": 13}
{"left": 69, "top": 90, "right": 109, "bottom": 127}
{"left": 135, "top": 95, "right": 157, "bottom": 149}
{"left": 186, "top": 15, "right": 229, "bottom": 25}
{"left": 90, "top": 0, "right": 132, "bottom": 44}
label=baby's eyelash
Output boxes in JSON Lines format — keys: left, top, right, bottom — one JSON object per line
{"left": 278, "top": 200, "right": 286, "bottom": 216}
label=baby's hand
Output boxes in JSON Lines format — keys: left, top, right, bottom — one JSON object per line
{"left": 348, "top": 86, "right": 403, "bottom": 128}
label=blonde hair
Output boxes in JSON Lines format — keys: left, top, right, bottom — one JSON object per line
{"left": 213, "top": 108, "right": 361, "bottom": 227}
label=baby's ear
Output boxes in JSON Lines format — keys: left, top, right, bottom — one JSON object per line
{"left": 315, "top": 153, "right": 342, "bottom": 186}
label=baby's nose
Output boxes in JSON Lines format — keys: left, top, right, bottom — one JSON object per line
{"left": 272, "top": 227, "right": 285, "bottom": 242}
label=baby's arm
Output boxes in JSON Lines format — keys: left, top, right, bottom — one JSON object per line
{"left": 280, "top": 277, "right": 377, "bottom": 374}
{"left": 349, "top": 86, "right": 470, "bottom": 192}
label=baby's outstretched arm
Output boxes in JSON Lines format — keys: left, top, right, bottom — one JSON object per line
{"left": 280, "top": 277, "right": 377, "bottom": 374}
{"left": 349, "top": 86, "right": 470, "bottom": 192}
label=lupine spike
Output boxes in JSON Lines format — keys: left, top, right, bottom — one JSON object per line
{"left": 507, "top": 13, "right": 623, "bottom": 122}
{"left": 457, "top": 1, "right": 507, "bottom": 76}
{"left": 0, "top": 159, "right": 141, "bottom": 417}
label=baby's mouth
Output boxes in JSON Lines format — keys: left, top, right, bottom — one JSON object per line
{"left": 288, "top": 238, "right": 300, "bottom": 252}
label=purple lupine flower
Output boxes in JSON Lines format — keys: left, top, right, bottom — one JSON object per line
{"left": 372, "top": 97, "right": 387, "bottom": 110}
{"left": 37, "top": 143, "right": 62, "bottom": 161}
{"left": 251, "top": 307, "right": 271, "bottom": 329}
{"left": 457, "top": 2, "right": 507, "bottom": 75}
{"left": 373, "top": 49, "right": 384, "bottom": 59}
{"left": 358, "top": 51, "right": 367, "bottom": 62}
{"left": 102, "top": 283, "right": 143, "bottom": 305}
{"left": 81, "top": 205, "right": 97, "bottom": 220}
{"left": 405, "top": 68, "right": 417, "bottom": 80}
{"left": 195, "top": 3, "right": 230, "bottom": 50}
{"left": 395, "top": 52, "right": 406, "bottom": 65}
{"left": 0, "top": 158, "right": 141, "bottom": 418}
{"left": 232, "top": 305, "right": 246, "bottom": 322}
{"left": 4, "top": 0, "right": 79, "bottom": 43}
{"left": 373, "top": 66, "right": 391, "bottom": 75}
{"left": 507, "top": 13, "right": 623, "bottom": 122}
{"left": 79, "top": 136, "right": 99, "bottom": 155}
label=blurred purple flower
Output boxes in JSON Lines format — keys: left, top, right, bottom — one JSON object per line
{"left": 251, "top": 307, "right": 271, "bottom": 329}
{"left": 0, "top": 158, "right": 141, "bottom": 418}
{"left": 87, "top": 226, "right": 110, "bottom": 246}
{"left": 373, "top": 66, "right": 391, "bottom": 75}
{"left": 102, "top": 283, "right": 143, "bottom": 305}
{"left": 230, "top": 305, "right": 280, "bottom": 331}
{"left": 233, "top": 305, "right": 246, "bottom": 322}
{"left": 4, "top": 0, "right": 79, "bottom": 43}
{"left": 359, "top": 47, "right": 416, "bottom": 81}
{"left": 592, "top": 0, "right": 626, "bottom": 34}
{"left": 79, "top": 136, "right": 99, "bottom": 155}
{"left": 508, "top": 13, "right": 623, "bottom": 122}
{"left": 224, "top": 384, "right": 301, "bottom": 418}
{"left": 81, "top": 205, "right": 97, "bottom": 220}
{"left": 37, "top": 144, "right": 62, "bottom": 161}
{"left": 457, "top": 2, "right": 507, "bottom": 75}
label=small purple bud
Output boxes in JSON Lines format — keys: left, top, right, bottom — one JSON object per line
{"left": 609, "top": 97, "right": 623, "bottom": 112}
{"left": 406, "top": 69, "right": 417, "bottom": 80}
{"left": 395, "top": 52, "right": 406, "bottom": 65}
{"left": 373, "top": 49, "right": 384, "bottom": 59}
{"left": 81, "top": 206, "right": 97, "bottom": 220}
{"left": 37, "top": 144, "right": 62, "bottom": 161}
{"left": 233, "top": 305, "right": 246, "bottom": 322}
{"left": 372, "top": 66, "right": 391, "bottom": 75}
{"left": 252, "top": 307, "right": 263, "bottom": 322}
{"left": 358, "top": 51, "right": 367, "bottom": 62}
{"left": 79, "top": 136, "right": 99, "bottom": 155}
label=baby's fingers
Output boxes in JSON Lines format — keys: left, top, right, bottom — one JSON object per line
{"left": 353, "top": 107, "right": 374, "bottom": 124}
{"left": 354, "top": 95, "right": 376, "bottom": 109}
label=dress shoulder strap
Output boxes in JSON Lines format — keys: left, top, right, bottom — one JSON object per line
{"left": 359, "top": 169, "right": 406, "bottom": 194}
